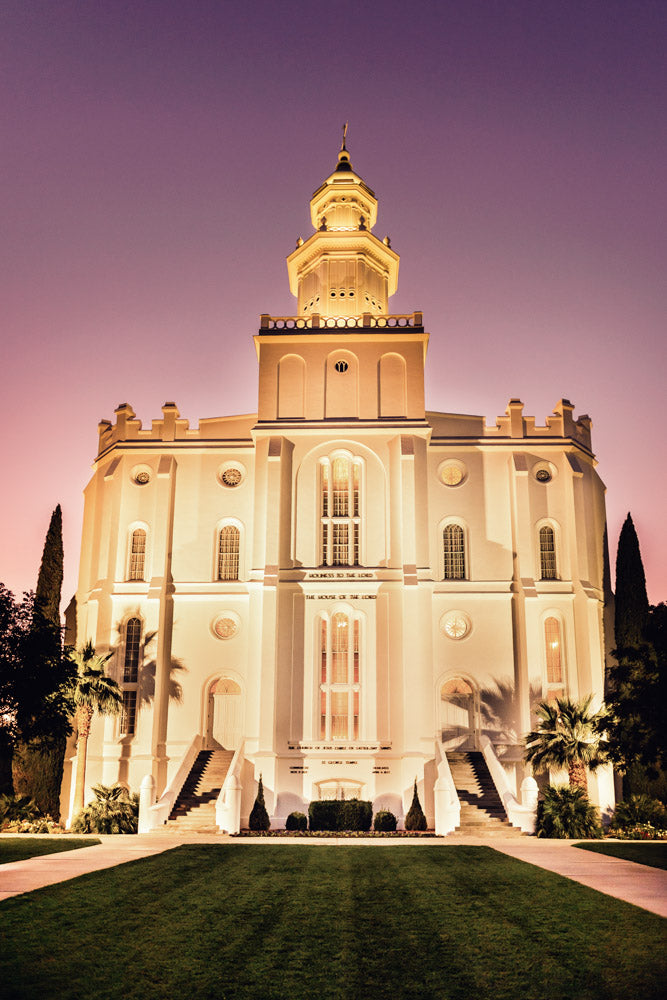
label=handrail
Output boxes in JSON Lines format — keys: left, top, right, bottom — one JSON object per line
{"left": 259, "top": 311, "right": 423, "bottom": 331}
{"left": 138, "top": 733, "right": 201, "bottom": 832}
{"left": 433, "top": 740, "right": 461, "bottom": 836}
{"left": 215, "top": 740, "right": 245, "bottom": 834}
{"left": 479, "top": 735, "right": 538, "bottom": 834}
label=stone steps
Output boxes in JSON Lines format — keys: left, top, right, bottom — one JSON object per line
{"left": 163, "top": 749, "right": 234, "bottom": 831}
{"left": 447, "top": 750, "right": 526, "bottom": 837}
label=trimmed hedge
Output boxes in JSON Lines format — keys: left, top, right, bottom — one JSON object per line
{"left": 308, "top": 799, "right": 373, "bottom": 832}
{"left": 285, "top": 811, "right": 307, "bottom": 831}
{"left": 373, "top": 809, "right": 397, "bottom": 832}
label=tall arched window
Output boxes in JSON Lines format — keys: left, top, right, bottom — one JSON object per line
{"left": 443, "top": 524, "right": 466, "bottom": 580}
{"left": 320, "top": 456, "right": 361, "bottom": 566}
{"left": 128, "top": 528, "right": 146, "bottom": 581}
{"left": 544, "top": 616, "right": 564, "bottom": 701}
{"left": 539, "top": 525, "right": 557, "bottom": 579}
{"left": 217, "top": 525, "right": 240, "bottom": 581}
{"left": 120, "top": 617, "right": 142, "bottom": 736}
{"left": 319, "top": 612, "right": 360, "bottom": 740}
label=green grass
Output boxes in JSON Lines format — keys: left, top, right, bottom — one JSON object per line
{"left": 0, "top": 845, "right": 665, "bottom": 1000}
{"left": 574, "top": 841, "right": 667, "bottom": 870}
{"left": 0, "top": 837, "right": 100, "bottom": 864}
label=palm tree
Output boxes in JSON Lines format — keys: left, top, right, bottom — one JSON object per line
{"left": 69, "top": 642, "right": 122, "bottom": 815}
{"left": 524, "top": 695, "right": 609, "bottom": 793}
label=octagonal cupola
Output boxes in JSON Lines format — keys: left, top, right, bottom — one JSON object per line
{"left": 286, "top": 141, "right": 400, "bottom": 319}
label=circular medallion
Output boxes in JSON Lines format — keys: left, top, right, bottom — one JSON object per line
{"left": 212, "top": 615, "right": 239, "bottom": 640}
{"left": 441, "top": 611, "right": 471, "bottom": 640}
{"left": 218, "top": 462, "right": 246, "bottom": 488}
{"left": 438, "top": 460, "right": 466, "bottom": 487}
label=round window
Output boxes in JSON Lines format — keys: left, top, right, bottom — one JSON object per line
{"left": 213, "top": 617, "right": 237, "bottom": 639}
{"left": 441, "top": 611, "right": 471, "bottom": 640}
{"left": 221, "top": 467, "right": 243, "bottom": 487}
{"left": 131, "top": 465, "right": 152, "bottom": 486}
{"left": 334, "top": 360, "right": 349, "bottom": 373}
{"left": 439, "top": 460, "right": 466, "bottom": 487}
{"left": 536, "top": 469, "right": 552, "bottom": 483}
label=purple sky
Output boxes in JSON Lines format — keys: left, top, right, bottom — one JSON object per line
{"left": 2, "top": 0, "right": 665, "bottom": 605}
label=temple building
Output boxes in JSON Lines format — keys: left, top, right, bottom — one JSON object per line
{"left": 61, "top": 142, "right": 614, "bottom": 832}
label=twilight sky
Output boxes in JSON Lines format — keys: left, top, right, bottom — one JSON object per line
{"left": 1, "top": 0, "right": 665, "bottom": 605}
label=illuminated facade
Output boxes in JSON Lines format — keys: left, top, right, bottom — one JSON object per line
{"left": 62, "top": 144, "right": 614, "bottom": 830}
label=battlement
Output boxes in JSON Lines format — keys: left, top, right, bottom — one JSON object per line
{"left": 428, "top": 398, "right": 593, "bottom": 451}
{"left": 97, "top": 403, "right": 256, "bottom": 456}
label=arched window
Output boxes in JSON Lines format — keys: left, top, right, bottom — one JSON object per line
{"left": 120, "top": 617, "right": 142, "bottom": 736}
{"left": 539, "top": 525, "right": 557, "bottom": 579}
{"left": 319, "top": 612, "right": 360, "bottom": 741}
{"left": 217, "top": 525, "right": 240, "bottom": 581}
{"left": 128, "top": 528, "right": 146, "bottom": 581}
{"left": 443, "top": 524, "right": 466, "bottom": 580}
{"left": 320, "top": 456, "right": 361, "bottom": 566}
{"left": 544, "top": 616, "right": 564, "bottom": 701}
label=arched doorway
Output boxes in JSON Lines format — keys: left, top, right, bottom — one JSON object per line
{"left": 204, "top": 678, "right": 242, "bottom": 750}
{"left": 440, "top": 677, "right": 479, "bottom": 749}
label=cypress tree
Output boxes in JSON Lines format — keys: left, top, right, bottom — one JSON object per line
{"left": 405, "top": 778, "right": 427, "bottom": 831}
{"left": 614, "top": 513, "right": 648, "bottom": 648}
{"left": 13, "top": 506, "right": 70, "bottom": 818}
{"left": 248, "top": 773, "right": 270, "bottom": 831}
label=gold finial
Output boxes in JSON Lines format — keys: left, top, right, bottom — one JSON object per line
{"left": 341, "top": 121, "right": 348, "bottom": 151}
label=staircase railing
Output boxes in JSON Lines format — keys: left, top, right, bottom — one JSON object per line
{"left": 479, "top": 735, "right": 538, "bottom": 834}
{"left": 433, "top": 740, "right": 461, "bottom": 835}
{"left": 215, "top": 740, "right": 245, "bottom": 834}
{"left": 138, "top": 734, "right": 201, "bottom": 833}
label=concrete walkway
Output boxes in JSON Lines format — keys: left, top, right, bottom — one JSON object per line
{"left": 1, "top": 833, "right": 666, "bottom": 918}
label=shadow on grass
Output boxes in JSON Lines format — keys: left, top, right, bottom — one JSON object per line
{"left": 574, "top": 841, "right": 667, "bottom": 871}
{"left": 0, "top": 845, "right": 665, "bottom": 999}
{"left": 0, "top": 837, "right": 100, "bottom": 865}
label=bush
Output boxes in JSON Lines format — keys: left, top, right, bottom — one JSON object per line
{"left": 536, "top": 785, "right": 602, "bottom": 839}
{"left": 405, "top": 780, "right": 427, "bottom": 831}
{"left": 373, "top": 809, "right": 397, "bottom": 832}
{"left": 611, "top": 823, "right": 667, "bottom": 841}
{"left": 308, "top": 799, "right": 374, "bottom": 832}
{"left": 71, "top": 783, "right": 138, "bottom": 834}
{"left": 249, "top": 774, "right": 270, "bottom": 831}
{"left": 0, "top": 794, "right": 41, "bottom": 828}
{"left": 285, "top": 811, "right": 307, "bottom": 831}
{"left": 611, "top": 794, "right": 667, "bottom": 831}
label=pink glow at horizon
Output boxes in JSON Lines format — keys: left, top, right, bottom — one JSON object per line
{"left": 1, "top": 1, "right": 665, "bottom": 605}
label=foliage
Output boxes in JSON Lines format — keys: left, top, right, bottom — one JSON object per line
{"left": 524, "top": 696, "right": 610, "bottom": 790}
{"left": 610, "top": 824, "right": 667, "bottom": 841}
{"left": 248, "top": 773, "right": 270, "bottom": 831}
{"left": 611, "top": 794, "right": 667, "bottom": 831}
{"left": 0, "top": 792, "right": 41, "bottom": 826}
{"left": 2, "top": 845, "right": 666, "bottom": 1000}
{"left": 536, "top": 785, "right": 602, "bottom": 839}
{"left": 614, "top": 513, "right": 649, "bottom": 648}
{"left": 307, "top": 798, "right": 373, "bottom": 831}
{"left": 373, "top": 809, "right": 397, "bottom": 831}
{"left": 70, "top": 783, "right": 138, "bottom": 834}
{"left": 405, "top": 780, "right": 428, "bottom": 831}
{"left": 285, "top": 810, "right": 307, "bottom": 831}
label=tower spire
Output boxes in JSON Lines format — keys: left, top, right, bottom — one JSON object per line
{"left": 341, "top": 121, "right": 348, "bottom": 151}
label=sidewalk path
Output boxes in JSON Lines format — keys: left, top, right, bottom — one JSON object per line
{"left": 1, "top": 833, "right": 666, "bottom": 918}
{"left": 492, "top": 839, "right": 667, "bottom": 918}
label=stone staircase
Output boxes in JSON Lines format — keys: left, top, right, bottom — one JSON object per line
{"left": 162, "top": 749, "right": 234, "bottom": 833}
{"left": 446, "top": 750, "right": 526, "bottom": 837}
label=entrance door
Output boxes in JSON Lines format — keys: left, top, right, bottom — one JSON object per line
{"left": 440, "top": 677, "right": 478, "bottom": 749}
{"left": 205, "top": 678, "right": 242, "bottom": 750}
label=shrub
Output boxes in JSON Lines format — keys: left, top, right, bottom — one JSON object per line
{"left": 249, "top": 774, "right": 270, "bottom": 831}
{"left": 285, "top": 811, "right": 307, "bottom": 831}
{"left": 611, "top": 794, "right": 667, "bottom": 831}
{"left": 536, "top": 785, "right": 602, "bottom": 839}
{"left": 0, "top": 794, "right": 41, "bottom": 829}
{"left": 373, "top": 809, "right": 397, "bottom": 832}
{"left": 611, "top": 823, "right": 667, "bottom": 841}
{"left": 308, "top": 799, "right": 374, "bottom": 832}
{"left": 405, "top": 780, "right": 427, "bottom": 831}
{"left": 71, "top": 783, "right": 138, "bottom": 834}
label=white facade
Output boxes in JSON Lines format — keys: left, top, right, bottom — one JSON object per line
{"left": 62, "top": 144, "right": 614, "bottom": 828}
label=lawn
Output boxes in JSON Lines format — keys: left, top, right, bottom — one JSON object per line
{"left": 574, "top": 841, "right": 667, "bottom": 870}
{"left": 0, "top": 837, "right": 100, "bottom": 865}
{"left": 0, "top": 845, "right": 665, "bottom": 1000}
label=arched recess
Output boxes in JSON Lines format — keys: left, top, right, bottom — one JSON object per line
{"left": 203, "top": 676, "right": 243, "bottom": 750}
{"left": 277, "top": 354, "right": 306, "bottom": 418}
{"left": 379, "top": 352, "right": 407, "bottom": 417}
{"left": 126, "top": 522, "right": 149, "bottom": 582}
{"left": 325, "top": 350, "right": 359, "bottom": 418}
{"left": 439, "top": 674, "right": 480, "bottom": 750}
{"left": 541, "top": 611, "right": 567, "bottom": 702}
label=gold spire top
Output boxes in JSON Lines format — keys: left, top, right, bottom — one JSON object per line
{"left": 341, "top": 121, "right": 348, "bottom": 151}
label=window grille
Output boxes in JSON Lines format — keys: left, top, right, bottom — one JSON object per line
{"left": 123, "top": 618, "right": 141, "bottom": 683}
{"left": 320, "top": 456, "right": 362, "bottom": 566}
{"left": 120, "top": 690, "right": 137, "bottom": 736}
{"left": 218, "top": 525, "right": 240, "bottom": 581}
{"left": 129, "top": 529, "right": 146, "bottom": 581}
{"left": 539, "top": 526, "right": 557, "bottom": 579}
{"left": 443, "top": 524, "right": 465, "bottom": 579}
{"left": 319, "top": 613, "right": 361, "bottom": 741}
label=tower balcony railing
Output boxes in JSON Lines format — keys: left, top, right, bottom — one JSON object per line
{"left": 259, "top": 311, "right": 423, "bottom": 332}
